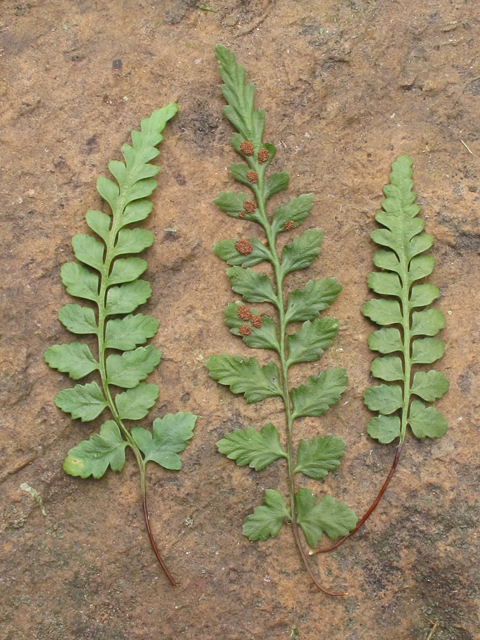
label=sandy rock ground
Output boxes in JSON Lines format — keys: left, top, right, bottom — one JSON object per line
{"left": 1, "top": 1, "right": 480, "bottom": 638}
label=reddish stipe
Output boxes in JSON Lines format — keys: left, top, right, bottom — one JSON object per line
{"left": 312, "top": 443, "right": 403, "bottom": 555}
{"left": 142, "top": 487, "right": 177, "bottom": 586}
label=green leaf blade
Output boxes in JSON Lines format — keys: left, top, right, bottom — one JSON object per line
{"left": 58, "top": 304, "right": 97, "bottom": 335}
{"left": 215, "top": 44, "right": 263, "bottom": 147}
{"left": 407, "top": 233, "right": 433, "bottom": 260}
{"left": 86, "top": 210, "right": 111, "bottom": 242}
{"left": 367, "top": 272, "right": 402, "bottom": 298}
{"left": 214, "top": 191, "right": 252, "bottom": 218}
{"left": 373, "top": 249, "right": 400, "bottom": 273}
{"left": 229, "top": 163, "right": 256, "bottom": 188}
{"left": 140, "top": 103, "right": 178, "bottom": 137}
{"left": 243, "top": 490, "right": 291, "bottom": 541}
{"left": 97, "top": 176, "right": 119, "bottom": 212}
{"left": 106, "top": 345, "right": 161, "bottom": 388}
{"left": 114, "top": 228, "right": 154, "bottom": 256}
{"left": 265, "top": 172, "right": 289, "bottom": 199}
{"left": 370, "top": 229, "right": 398, "bottom": 253}
{"left": 409, "top": 284, "right": 440, "bottom": 308}
{"left": 105, "top": 280, "right": 152, "bottom": 316}
{"left": 285, "top": 278, "right": 342, "bottom": 324}
{"left": 45, "top": 342, "right": 98, "bottom": 380}
{"left": 131, "top": 412, "right": 197, "bottom": 470}
{"left": 411, "top": 370, "right": 450, "bottom": 402}
{"left": 291, "top": 368, "right": 348, "bottom": 419}
{"left": 54, "top": 381, "right": 107, "bottom": 422}
{"left": 108, "top": 257, "right": 147, "bottom": 285}
{"left": 367, "top": 415, "right": 401, "bottom": 444}
{"left": 126, "top": 178, "right": 157, "bottom": 204}
{"left": 115, "top": 383, "right": 159, "bottom": 420}
{"left": 368, "top": 328, "right": 403, "bottom": 354}
{"left": 214, "top": 238, "right": 272, "bottom": 267}
{"left": 227, "top": 266, "right": 278, "bottom": 306}
{"left": 224, "top": 304, "right": 280, "bottom": 352}
{"left": 105, "top": 314, "right": 159, "bottom": 351}
{"left": 205, "top": 354, "right": 283, "bottom": 403}
{"left": 364, "top": 384, "right": 403, "bottom": 414}
{"left": 217, "top": 424, "right": 286, "bottom": 471}
{"left": 370, "top": 356, "right": 404, "bottom": 382}
{"left": 294, "top": 435, "right": 345, "bottom": 480}
{"left": 296, "top": 489, "right": 357, "bottom": 547}
{"left": 361, "top": 299, "right": 403, "bottom": 326}
{"left": 411, "top": 309, "right": 445, "bottom": 337}
{"left": 108, "top": 160, "right": 127, "bottom": 185}
{"left": 280, "top": 229, "right": 323, "bottom": 276}
{"left": 61, "top": 263, "right": 99, "bottom": 303}
{"left": 365, "top": 155, "right": 449, "bottom": 449}
{"left": 287, "top": 317, "right": 339, "bottom": 366}
{"left": 243, "top": 316, "right": 280, "bottom": 352}
{"left": 72, "top": 234, "right": 105, "bottom": 271}
{"left": 63, "top": 421, "right": 127, "bottom": 479}
{"left": 121, "top": 200, "right": 153, "bottom": 227}
{"left": 411, "top": 337, "right": 445, "bottom": 364}
{"left": 408, "top": 254, "right": 435, "bottom": 283}
{"left": 408, "top": 400, "right": 448, "bottom": 439}
{"left": 271, "top": 194, "right": 314, "bottom": 236}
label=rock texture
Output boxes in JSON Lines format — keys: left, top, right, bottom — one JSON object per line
{"left": 1, "top": 1, "right": 480, "bottom": 638}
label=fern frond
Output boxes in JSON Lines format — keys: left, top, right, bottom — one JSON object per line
{"left": 206, "top": 45, "right": 355, "bottom": 596}
{"left": 362, "top": 155, "right": 449, "bottom": 443}
{"left": 45, "top": 106, "right": 197, "bottom": 586}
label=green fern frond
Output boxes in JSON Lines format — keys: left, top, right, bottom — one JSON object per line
{"left": 45, "top": 106, "right": 197, "bottom": 586}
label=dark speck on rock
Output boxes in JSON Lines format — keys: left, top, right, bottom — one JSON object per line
{"left": 85, "top": 135, "right": 98, "bottom": 154}
{"left": 163, "top": 231, "right": 179, "bottom": 242}
{"left": 468, "top": 79, "right": 480, "bottom": 96}
{"left": 112, "top": 59, "right": 122, "bottom": 70}
{"left": 458, "top": 369, "right": 473, "bottom": 395}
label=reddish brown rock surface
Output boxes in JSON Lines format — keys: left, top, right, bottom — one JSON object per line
{"left": 1, "top": 1, "right": 480, "bottom": 639}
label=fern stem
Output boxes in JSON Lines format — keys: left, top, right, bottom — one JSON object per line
{"left": 312, "top": 443, "right": 403, "bottom": 554}
{"left": 140, "top": 465, "right": 177, "bottom": 586}
{"left": 314, "top": 183, "right": 413, "bottom": 555}
{"left": 96, "top": 202, "right": 136, "bottom": 449}
{"left": 400, "top": 243, "right": 412, "bottom": 443}
{"left": 256, "top": 182, "right": 344, "bottom": 596}
{"left": 93, "top": 159, "right": 176, "bottom": 585}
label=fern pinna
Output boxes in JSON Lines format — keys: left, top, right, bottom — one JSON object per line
{"left": 45, "top": 105, "right": 197, "bottom": 586}
{"left": 314, "top": 155, "right": 449, "bottom": 559}
{"left": 205, "top": 44, "right": 357, "bottom": 595}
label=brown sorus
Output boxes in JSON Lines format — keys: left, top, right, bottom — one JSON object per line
{"left": 258, "top": 148, "right": 269, "bottom": 163}
{"left": 235, "top": 239, "right": 253, "bottom": 255}
{"left": 240, "top": 141, "right": 254, "bottom": 156}
{"left": 239, "top": 324, "right": 252, "bottom": 336}
{"left": 243, "top": 200, "right": 256, "bottom": 213}
{"left": 246, "top": 170, "right": 258, "bottom": 184}
{"left": 251, "top": 315, "right": 262, "bottom": 328}
{"left": 237, "top": 305, "right": 252, "bottom": 321}
{"left": 238, "top": 211, "right": 246, "bottom": 219}
{"left": 284, "top": 220, "right": 295, "bottom": 231}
